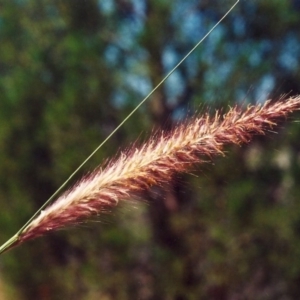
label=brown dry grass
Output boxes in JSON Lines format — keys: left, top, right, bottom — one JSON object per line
{"left": 13, "top": 96, "right": 300, "bottom": 247}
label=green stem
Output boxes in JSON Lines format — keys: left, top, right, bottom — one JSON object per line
{"left": 0, "top": 234, "right": 19, "bottom": 255}
{"left": 0, "top": 0, "right": 239, "bottom": 255}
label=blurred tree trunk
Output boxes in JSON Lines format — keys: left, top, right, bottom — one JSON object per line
{"left": 141, "top": 2, "right": 201, "bottom": 298}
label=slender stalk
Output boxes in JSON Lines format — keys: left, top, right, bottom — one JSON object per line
{"left": 0, "top": 1, "right": 239, "bottom": 255}
{"left": 0, "top": 234, "right": 18, "bottom": 254}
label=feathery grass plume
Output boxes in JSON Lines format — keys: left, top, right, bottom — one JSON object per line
{"left": 7, "top": 96, "right": 300, "bottom": 250}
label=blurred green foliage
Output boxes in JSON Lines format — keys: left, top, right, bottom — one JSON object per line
{"left": 1, "top": 0, "right": 300, "bottom": 299}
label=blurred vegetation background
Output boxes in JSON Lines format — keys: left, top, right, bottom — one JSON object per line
{"left": 1, "top": 0, "right": 300, "bottom": 299}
